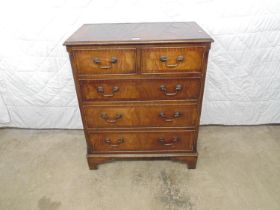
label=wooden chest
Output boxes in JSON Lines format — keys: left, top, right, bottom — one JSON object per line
{"left": 64, "top": 22, "right": 213, "bottom": 169}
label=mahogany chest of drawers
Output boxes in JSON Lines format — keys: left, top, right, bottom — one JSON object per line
{"left": 64, "top": 22, "right": 213, "bottom": 170}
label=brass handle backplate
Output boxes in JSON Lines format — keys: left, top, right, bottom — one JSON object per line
{"left": 158, "top": 137, "right": 179, "bottom": 146}
{"left": 160, "top": 55, "right": 184, "bottom": 68}
{"left": 93, "top": 56, "right": 118, "bottom": 69}
{"left": 104, "top": 138, "right": 124, "bottom": 147}
{"left": 96, "top": 86, "right": 119, "bottom": 97}
{"left": 160, "top": 84, "right": 182, "bottom": 96}
{"left": 100, "top": 113, "right": 122, "bottom": 123}
{"left": 159, "top": 111, "right": 182, "bottom": 122}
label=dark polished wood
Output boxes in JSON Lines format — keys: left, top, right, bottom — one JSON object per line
{"left": 64, "top": 22, "right": 213, "bottom": 45}
{"left": 64, "top": 22, "right": 213, "bottom": 170}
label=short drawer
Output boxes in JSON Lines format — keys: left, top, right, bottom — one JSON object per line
{"left": 73, "top": 48, "right": 136, "bottom": 74}
{"left": 88, "top": 129, "right": 195, "bottom": 152}
{"left": 79, "top": 78, "right": 201, "bottom": 102}
{"left": 84, "top": 103, "right": 198, "bottom": 128}
{"left": 141, "top": 47, "right": 205, "bottom": 73}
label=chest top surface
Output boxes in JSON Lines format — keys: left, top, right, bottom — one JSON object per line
{"left": 64, "top": 22, "right": 213, "bottom": 46}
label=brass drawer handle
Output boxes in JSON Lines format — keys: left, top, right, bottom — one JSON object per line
{"left": 104, "top": 138, "right": 124, "bottom": 147}
{"left": 96, "top": 86, "right": 119, "bottom": 97}
{"left": 160, "top": 55, "right": 184, "bottom": 68}
{"left": 159, "top": 111, "right": 182, "bottom": 122}
{"left": 160, "top": 84, "right": 182, "bottom": 96}
{"left": 93, "top": 56, "right": 118, "bottom": 69}
{"left": 100, "top": 113, "right": 122, "bottom": 123}
{"left": 158, "top": 137, "right": 179, "bottom": 146}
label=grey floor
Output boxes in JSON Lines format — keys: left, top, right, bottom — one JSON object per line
{"left": 0, "top": 126, "right": 279, "bottom": 210}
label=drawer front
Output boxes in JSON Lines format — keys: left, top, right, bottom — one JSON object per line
{"left": 141, "top": 47, "right": 205, "bottom": 73}
{"left": 73, "top": 48, "right": 136, "bottom": 74}
{"left": 88, "top": 130, "right": 195, "bottom": 152}
{"left": 79, "top": 78, "right": 201, "bottom": 102}
{"left": 84, "top": 103, "right": 198, "bottom": 128}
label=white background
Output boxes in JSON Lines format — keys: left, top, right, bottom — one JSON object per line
{"left": 0, "top": 0, "right": 280, "bottom": 128}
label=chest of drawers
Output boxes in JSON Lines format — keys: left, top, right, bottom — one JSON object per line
{"left": 64, "top": 22, "right": 213, "bottom": 170}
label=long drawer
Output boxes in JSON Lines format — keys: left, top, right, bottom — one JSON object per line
{"left": 87, "top": 129, "right": 195, "bottom": 153}
{"left": 79, "top": 78, "right": 201, "bottom": 102}
{"left": 83, "top": 103, "right": 198, "bottom": 128}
